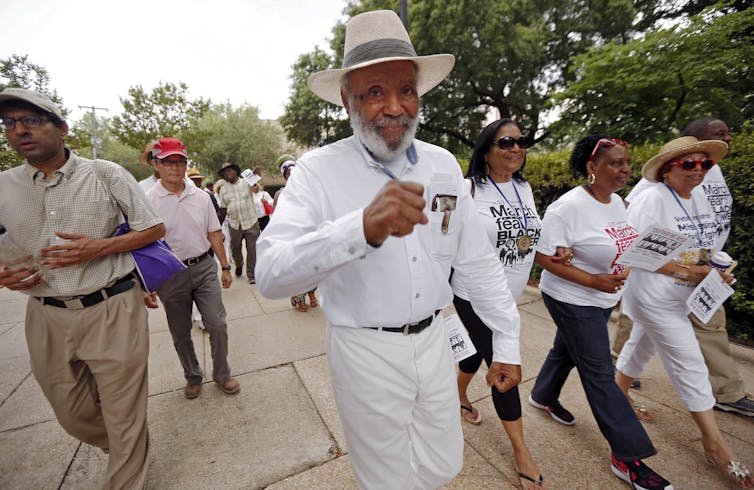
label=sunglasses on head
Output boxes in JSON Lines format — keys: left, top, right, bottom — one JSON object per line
{"left": 588, "top": 138, "right": 628, "bottom": 161}
{"left": 496, "top": 136, "right": 529, "bottom": 150}
{"left": 668, "top": 159, "right": 716, "bottom": 171}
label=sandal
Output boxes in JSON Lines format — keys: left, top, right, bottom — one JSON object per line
{"left": 514, "top": 462, "right": 544, "bottom": 489}
{"left": 292, "top": 295, "right": 308, "bottom": 312}
{"left": 705, "top": 454, "right": 753, "bottom": 488}
{"left": 633, "top": 402, "right": 654, "bottom": 423}
{"left": 308, "top": 291, "right": 318, "bottom": 308}
{"left": 460, "top": 403, "right": 482, "bottom": 425}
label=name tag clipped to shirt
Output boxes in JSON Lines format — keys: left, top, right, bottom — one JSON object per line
{"left": 431, "top": 194, "right": 457, "bottom": 234}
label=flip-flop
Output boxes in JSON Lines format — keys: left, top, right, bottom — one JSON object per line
{"left": 460, "top": 403, "right": 482, "bottom": 424}
{"left": 514, "top": 462, "right": 544, "bottom": 489}
{"left": 705, "top": 454, "right": 753, "bottom": 488}
{"left": 633, "top": 402, "right": 654, "bottom": 423}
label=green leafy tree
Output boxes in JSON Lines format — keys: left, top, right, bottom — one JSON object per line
{"left": 0, "top": 54, "right": 67, "bottom": 170}
{"left": 186, "top": 103, "right": 285, "bottom": 176}
{"left": 550, "top": 4, "right": 753, "bottom": 143}
{"left": 110, "top": 81, "right": 210, "bottom": 150}
{"left": 280, "top": 0, "right": 682, "bottom": 156}
{"left": 280, "top": 47, "right": 351, "bottom": 147}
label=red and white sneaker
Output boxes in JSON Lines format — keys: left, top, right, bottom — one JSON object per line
{"left": 611, "top": 453, "right": 673, "bottom": 490}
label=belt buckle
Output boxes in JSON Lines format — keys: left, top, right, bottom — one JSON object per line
{"left": 63, "top": 298, "right": 85, "bottom": 309}
{"left": 403, "top": 323, "right": 410, "bottom": 335}
{"left": 186, "top": 256, "right": 199, "bottom": 265}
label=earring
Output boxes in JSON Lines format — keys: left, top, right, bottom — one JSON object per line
{"left": 588, "top": 173, "right": 596, "bottom": 185}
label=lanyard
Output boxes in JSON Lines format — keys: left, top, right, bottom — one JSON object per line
{"left": 489, "top": 178, "right": 528, "bottom": 232}
{"left": 664, "top": 183, "right": 704, "bottom": 246}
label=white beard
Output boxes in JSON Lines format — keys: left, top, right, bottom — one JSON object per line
{"left": 349, "top": 100, "right": 420, "bottom": 162}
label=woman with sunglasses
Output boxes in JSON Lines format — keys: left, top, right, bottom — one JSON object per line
{"left": 616, "top": 137, "right": 752, "bottom": 488}
{"left": 451, "top": 118, "right": 546, "bottom": 489}
{"left": 528, "top": 135, "right": 673, "bottom": 490}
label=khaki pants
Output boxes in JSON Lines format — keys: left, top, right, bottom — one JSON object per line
{"left": 25, "top": 286, "right": 150, "bottom": 489}
{"left": 613, "top": 305, "right": 745, "bottom": 403}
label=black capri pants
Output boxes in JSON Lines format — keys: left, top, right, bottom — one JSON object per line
{"left": 454, "top": 295, "right": 522, "bottom": 421}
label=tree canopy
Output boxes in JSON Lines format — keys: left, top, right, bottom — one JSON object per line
{"left": 279, "top": 0, "right": 721, "bottom": 156}
{"left": 550, "top": 4, "right": 754, "bottom": 143}
{"left": 109, "top": 81, "right": 211, "bottom": 150}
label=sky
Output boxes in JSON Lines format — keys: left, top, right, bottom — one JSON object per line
{"left": 0, "top": 0, "right": 349, "bottom": 123}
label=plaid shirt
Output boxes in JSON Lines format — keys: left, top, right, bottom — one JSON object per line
{"left": 0, "top": 150, "right": 162, "bottom": 297}
{"left": 217, "top": 178, "right": 257, "bottom": 230}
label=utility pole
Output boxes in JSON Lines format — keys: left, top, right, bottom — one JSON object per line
{"left": 399, "top": 0, "right": 408, "bottom": 29}
{"left": 78, "top": 105, "right": 108, "bottom": 159}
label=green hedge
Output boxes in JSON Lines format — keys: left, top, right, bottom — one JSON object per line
{"left": 501, "top": 136, "right": 752, "bottom": 342}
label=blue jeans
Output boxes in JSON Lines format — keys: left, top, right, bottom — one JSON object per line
{"left": 531, "top": 293, "right": 656, "bottom": 462}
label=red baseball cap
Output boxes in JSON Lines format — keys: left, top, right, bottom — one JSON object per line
{"left": 151, "top": 138, "right": 188, "bottom": 159}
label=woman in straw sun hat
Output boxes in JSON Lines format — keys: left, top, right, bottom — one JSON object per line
{"left": 616, "top": 136, "right": 751, "bottom": 488}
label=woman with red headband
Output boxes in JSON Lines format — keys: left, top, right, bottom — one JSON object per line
{"left": 616, "top": 136, "right": 751, "bottom": 489}
{"left": 529, "top": 134, "right": 673, "bottom": 490}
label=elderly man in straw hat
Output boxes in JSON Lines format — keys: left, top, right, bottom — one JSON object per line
{"left": 256, "top": 10, "right": 521, "bottom": 488}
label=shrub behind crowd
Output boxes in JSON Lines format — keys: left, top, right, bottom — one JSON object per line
{"left": 517, "top": 133, "right": 753, "bottom": 343}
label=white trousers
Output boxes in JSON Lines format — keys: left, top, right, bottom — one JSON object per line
{"left": 327, "top": 315, "right": 463, "bottom": 490}
{"left": 616, "top": 315, "right": 715, "bottom": 412}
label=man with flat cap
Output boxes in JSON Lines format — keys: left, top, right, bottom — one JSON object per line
{"left": 216, "top": 161, "right": 260, "bottom": 284}
{"left": 0, "top": 87, "right": 164, "bottom": 489}
{"left": 256, "top": 10, "right": 521, "bottom": 489}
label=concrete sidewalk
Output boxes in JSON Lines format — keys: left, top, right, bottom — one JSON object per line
{"left": 1, "top": 280, "right": 752, "bottom": 489}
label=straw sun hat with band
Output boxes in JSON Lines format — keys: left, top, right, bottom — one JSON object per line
{"left": 641, "top": 136, "right": 728, "bottom": 183}
{"left": 306, "top": 10, "right": 456, "bottom": 106}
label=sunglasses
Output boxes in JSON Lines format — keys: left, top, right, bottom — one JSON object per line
{"left": 496, "top": 136, "right": 529, "bottom": 150}
{"left": 588, "top": 138, "right": 628, "bottom": 161}
{"left": 668, "top": 159, "right": 716, "bottom": 171}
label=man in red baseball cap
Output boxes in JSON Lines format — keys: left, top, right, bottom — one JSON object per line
{"left": 146, "top": 138, "right": 240, "bottom": 399}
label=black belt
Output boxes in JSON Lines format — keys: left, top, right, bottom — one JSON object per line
{"left": 368, "top": 310, "right": 441, "bottom": 335}
{"left": 183, "top": 249, "right": 213, "bottom": 266}
{"left": 37, "top": 275, "right": 136, "bottom": 309}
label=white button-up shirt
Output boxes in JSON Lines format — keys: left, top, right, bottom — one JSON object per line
{"left": 256, "top": 135, "right": 520, "bottom": 364}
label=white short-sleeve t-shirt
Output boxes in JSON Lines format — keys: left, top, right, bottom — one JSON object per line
{"left": 627, "top": 165, "right": 731, "bottom": 249}
{"left": 537, "top": 186, "right": 638, "bottom": 308}
{"left": 452, "top": 178, "right": 541, "bottom": 301}
{"left": 622, "top": 182, "right": 720, "bottom": 321}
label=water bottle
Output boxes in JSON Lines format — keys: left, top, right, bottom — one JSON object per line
{"left": 0, "top": 225, "right": 41, "bottom": 282}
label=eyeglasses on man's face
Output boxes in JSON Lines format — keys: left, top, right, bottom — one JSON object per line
{"left": 0, "top": 115, "right": 50, "bottom": 131}
{"left": 156, "top": 158, "right": 188, "bottom": 168}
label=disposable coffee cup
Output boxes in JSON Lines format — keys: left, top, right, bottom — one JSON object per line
{"left": 710, "top": 251, "right": 733, "bottom": 272}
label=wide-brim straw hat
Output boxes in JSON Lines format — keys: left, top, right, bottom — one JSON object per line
{"left": 307, "top": 10, "right": 455, "bottom": 106}
{"left": 642, "top": 136, "right": 728, "bottom": 182}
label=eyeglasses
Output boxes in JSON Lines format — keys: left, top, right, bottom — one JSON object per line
{"left": 156, "top": 158, "right": 188, "bottom": 168}
{"left": 496, "top": 136, "right": 529, "bottom": 150}
{"left": 1, "top": 115, "right": 50, "bottom": 131}
{"left": 668, "top": 159, "right": 716, "bottom": 171}
{"left": 588, "top": 138, "right": 628, "bottom": 161}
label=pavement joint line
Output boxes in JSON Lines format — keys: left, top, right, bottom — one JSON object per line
{"left": 461, "top": 435, "right": 514, "bottom": 485}
{"left": 58, "top": 441, "right": 82, "bottom": 490}
{"left": 0, "top": 416, "right": 57, "bottom": 434}
{"left": 0, "top": 370, "right": 32, "bottom": 409}
{"left": 290, "top": 359, "right": 344, "bottom": 458}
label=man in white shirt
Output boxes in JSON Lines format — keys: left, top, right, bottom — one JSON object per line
{"left": 146, "top": 138, "right": 240, "bottom": 399}
{"left": 256, "top": 10, "right": 521, "bottom": 489}
{"left": 615, "top": 118, "right": 753, "bottom": 417}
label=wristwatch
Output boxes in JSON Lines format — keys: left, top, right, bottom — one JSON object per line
{"left": 221, "top": 265, "right": 232, "bottom": 271}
